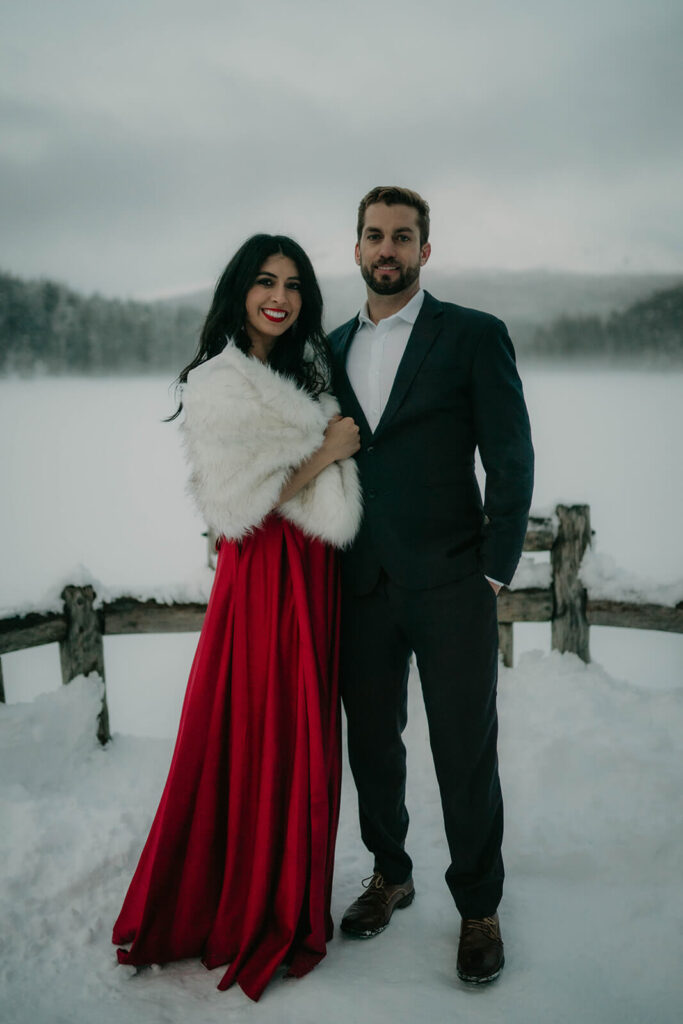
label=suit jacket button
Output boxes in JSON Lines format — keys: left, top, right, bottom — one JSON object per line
{"left": 368, "top": 490, "right": 377, "bottom": 499}
{"left": 366, "top": 445, "right": 375, "bottom": 453}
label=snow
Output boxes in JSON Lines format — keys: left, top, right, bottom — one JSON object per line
{"left": 1, "top": 369, "right": 682, "bottom": 1020}
{"left": 1, "top": 656, "right": 682, "bottom": 1024}
{"left": 509, "top": 555, "right": 551, "bottom": 591}
{"left": 0, "top": 567, "right": 216, "bottom": 621}
{"left": 580, "top": 549, "right": 683, "bottom": 608}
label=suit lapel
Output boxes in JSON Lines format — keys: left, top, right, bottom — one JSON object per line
{"left": 332, "top": 292, "right": 443, "bottom": 440}
{"left": 374, "top": 291, "right": 443, "bottom": 436}
{"left": 331, "top": 316, "right": 373, "bottom": 439}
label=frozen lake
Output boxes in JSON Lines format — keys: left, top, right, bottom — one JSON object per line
{"left": 1, "top": 366, "right": 682, "bottom": 733}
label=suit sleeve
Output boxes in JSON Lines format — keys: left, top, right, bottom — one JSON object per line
{"left": 471, "top": 319, "right": 534, "bottom": 584}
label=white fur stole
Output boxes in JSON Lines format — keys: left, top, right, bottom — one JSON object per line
{"left": 180, "top": 343, "right": 362, "bottom": 547}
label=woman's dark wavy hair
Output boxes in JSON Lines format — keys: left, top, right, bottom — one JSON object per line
{"left": 168, "top": 234, "right": 332, "bottom": 419}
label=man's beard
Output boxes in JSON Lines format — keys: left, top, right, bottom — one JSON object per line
{"left": 361, "top": 260, "right": 421, "bottom": 296}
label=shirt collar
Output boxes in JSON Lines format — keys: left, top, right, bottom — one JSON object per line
{"left": 358, "top": 288, "right": 425, "bottom": 328}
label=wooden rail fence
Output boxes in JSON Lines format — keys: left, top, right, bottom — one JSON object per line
{"left": 1, "top": 504, "right": 681, "bottom": 745}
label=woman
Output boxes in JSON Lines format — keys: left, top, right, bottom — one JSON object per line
{"left": 112, "top": 235, "right": 362, "bottom": 1001}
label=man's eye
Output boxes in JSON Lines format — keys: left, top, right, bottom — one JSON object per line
{"left": 397, "top": 235, "right": 410, "bottom": 242}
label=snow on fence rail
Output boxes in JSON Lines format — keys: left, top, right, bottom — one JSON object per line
{"left": 1, "top": 504, "right": 681, "bottom": 744}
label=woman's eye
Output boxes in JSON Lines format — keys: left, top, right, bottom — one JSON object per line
{"left": 287, "top": 282, "right": 301, "bottom": 291}
{"left": 255, "top": 277, "right": 274, "bottom": 287}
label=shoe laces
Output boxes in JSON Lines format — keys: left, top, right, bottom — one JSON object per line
{"left": 358, "top": 873, "right": 389, "bottom": 905}
{"left": 461, "top": 916, "right": 499, "bottom": 941}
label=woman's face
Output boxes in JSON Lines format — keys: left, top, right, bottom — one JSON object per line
{"left": 244, "top": 254, "right": 303, "bottom": 355}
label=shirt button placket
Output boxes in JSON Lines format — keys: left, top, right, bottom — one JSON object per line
{"left": 369, "top": 326, "right": 384, "bottom": 430}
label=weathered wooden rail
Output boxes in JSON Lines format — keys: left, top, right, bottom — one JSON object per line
{"left": 1, "top": 504, "right": 681, "bottom": 744}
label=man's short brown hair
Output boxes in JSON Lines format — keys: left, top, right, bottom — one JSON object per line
{"left": 357, "top": 186, "right": 430, "bottom": 245}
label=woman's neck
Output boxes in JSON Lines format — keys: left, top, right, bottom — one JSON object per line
{"left": 246, "top": 334, "right": 276, "bottom": 364}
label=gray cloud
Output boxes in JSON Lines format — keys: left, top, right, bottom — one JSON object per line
{"left": 1, "top": 0, "right": 681, "bottom": 295}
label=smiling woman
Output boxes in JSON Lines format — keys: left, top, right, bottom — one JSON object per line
{"left": 243, "top": 254, "right": 303, "bottom": 362}
{"left": 111, "top": 234, "right": 362, "bottom": 1001}
{"left": 167, "top": 234, "right": 332, "bottom": 412}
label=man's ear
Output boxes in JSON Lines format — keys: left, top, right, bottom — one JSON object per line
{"left": 354, "top": 242, "right": 361, "bottom": 266}
{"left": 420, "top": 242, "right": 431, "bottom": 266}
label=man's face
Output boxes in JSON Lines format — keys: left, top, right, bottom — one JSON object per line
{"left": 355, "top": 203, "right": 431, "bottom": 296}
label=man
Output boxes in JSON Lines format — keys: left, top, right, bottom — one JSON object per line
{"left": 328, "top": 186, "right": 534, "bottom": 984}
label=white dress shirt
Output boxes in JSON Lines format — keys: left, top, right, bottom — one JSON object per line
{"left": 345, "top": 288, "right": 503, "bottom": 590}
{"left": 346, "top": 289, "right": 425, "bottom": 433}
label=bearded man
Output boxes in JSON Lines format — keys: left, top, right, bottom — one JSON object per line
{"left": 328, "top": 186, "right": 534, "bottom": 984}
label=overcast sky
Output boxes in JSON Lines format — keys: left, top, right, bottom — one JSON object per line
{"left": 1, "top": 0, "right": 682, "bottom": 298}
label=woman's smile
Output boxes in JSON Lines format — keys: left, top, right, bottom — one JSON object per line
{"left": 261, "top": 307, "right": 288, "bottom": 323}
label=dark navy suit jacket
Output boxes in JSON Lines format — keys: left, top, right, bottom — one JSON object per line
{"left": 328, "top": 291, "right": 534, "bottom": 594}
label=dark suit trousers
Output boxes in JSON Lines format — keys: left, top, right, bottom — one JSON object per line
{"left": 341, "top": 569, "right": 504, "bottom": 919}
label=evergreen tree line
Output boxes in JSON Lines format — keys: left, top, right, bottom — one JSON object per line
{"left": 0, "top": 270, "right": 204, "bottom": 375}
{"left": 2, "top": 270, "right": 682, "bottom": 374}
{"left": 527, "top": 283, "right": 683, "bottom": 362}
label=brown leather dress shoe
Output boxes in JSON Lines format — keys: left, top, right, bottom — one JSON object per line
{"left": 340, "top": 873, "right": 415, "bottom": 938}
{"left": 456, "top": 913, "right": 505, "bottom": 983}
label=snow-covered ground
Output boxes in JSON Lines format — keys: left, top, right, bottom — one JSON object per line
{"left": 1, "top": 655, "right": 681, "bottom": 1024}
{"left": 1, "top": 368, "right": 682, "bottom": 1021}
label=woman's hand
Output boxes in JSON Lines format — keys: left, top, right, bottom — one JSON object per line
{"left": 322, "top": 415, "right": 361, "bottom": 462}
{"left": 277, "top": 415, "right": 360, "bottom": 505}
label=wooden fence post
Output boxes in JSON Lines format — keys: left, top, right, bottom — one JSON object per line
{"left": 59, "top": 585, "right": 110, "bottom": 745}
{"left": 551, "top": 505, "right": 591, "bottom": 662}
{"left": 498, "top": 623, "right": 514, "bottom": 668}
{"left": 205, "top": 527, "right": 219, "bottom": 570}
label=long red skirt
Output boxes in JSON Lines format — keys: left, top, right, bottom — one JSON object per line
{"left": 112, "top": 515, "right": 342, "bottom": 1001}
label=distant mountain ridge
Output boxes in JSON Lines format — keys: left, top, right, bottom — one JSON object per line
{"left": 163, "top": 269, "right": 683, "bottom": 345}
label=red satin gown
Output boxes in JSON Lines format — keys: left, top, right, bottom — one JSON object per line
{"left": 112, "top": 513, "right": 342, "bottom": 1001}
